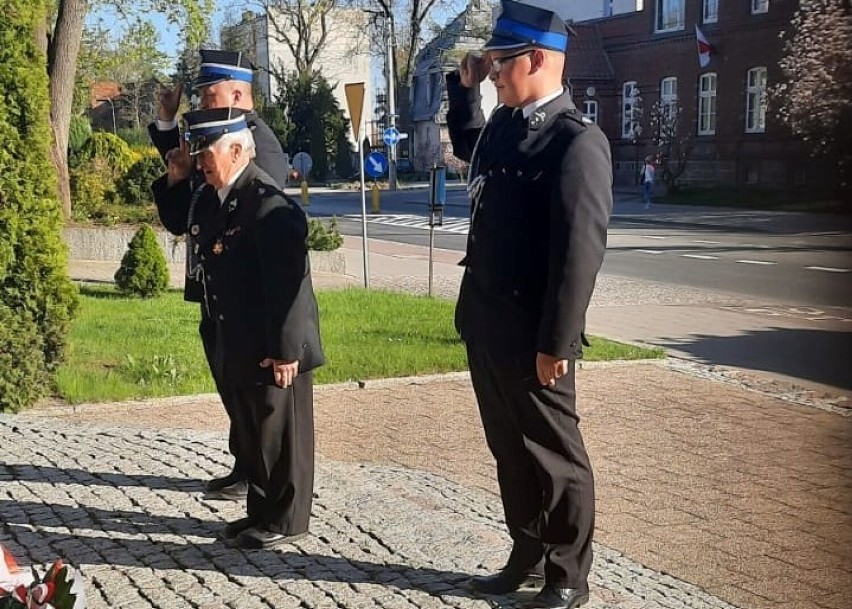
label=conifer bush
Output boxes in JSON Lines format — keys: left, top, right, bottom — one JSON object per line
{"left": 307, "top": 216, "right": 343, "bottom": 251}
{"left": 117, "top": 149, "right": 164, "bottom": 206}
{"left": 114, "top": 225, "right": 170, "bottom": 298}
{"left": 0, "top": 0, "right": 78, "bottom": 411}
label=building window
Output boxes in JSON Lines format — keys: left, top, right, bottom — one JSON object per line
{"left": 660, "top": 77, "right": 678, "bottom": 120}
{"left": 745, "top": 67, "right": 768, "bottom": 133}
{"left": 698, "top": 73, "right": 717, "bottom": 135}
{"left": 656, "top": 0, "right": 685, "bottom": 32}
{"left": 703, "top": 0, "right": 719, "bottom": 23}
{"left": 751, "top": 0, "right": 768, "bottom": 14}
{"left": 583, "top": 100, "right": 599, "bottom": 124}
{"left": 622, "top": 81, "right": 641, "bottom": 138}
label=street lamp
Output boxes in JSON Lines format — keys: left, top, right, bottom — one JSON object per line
{"left": 97, "top": 98, "right": 116, "bottom": 134}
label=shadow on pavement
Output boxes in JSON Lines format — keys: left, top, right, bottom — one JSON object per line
{"left": 1, "top": 498, "right": 485, "bottom": 600}
{"left": 657, "top": 327, "right": 852, "bottom": 390}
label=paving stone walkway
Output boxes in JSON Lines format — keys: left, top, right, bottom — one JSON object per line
{"left": 1, "top": 414, "right": 742, "bottom": 609}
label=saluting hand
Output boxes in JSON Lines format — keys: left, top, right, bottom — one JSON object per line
{"left": 460, "top": 52, "right": 490, "bottom": 88}
{"left": 260, "top": 358, "right": 300, "bottom": 388}
{"left": 165, "top": 138, "right": 192, "bottom": 187}
{"left": 536, "top": 352, "right": 569, "bottom": 388}
{"left": 158, "top": 80, "right": 183, "bottom": 122}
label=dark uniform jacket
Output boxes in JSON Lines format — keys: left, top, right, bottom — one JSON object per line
{"left": 152, "top": 162, "right": 324, "bottom": 384}
{"left": 446, "top": 72, "right": 613, "bottom": 359}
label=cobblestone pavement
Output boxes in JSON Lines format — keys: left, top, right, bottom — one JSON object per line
{"left": 3, "top": 411, "right": 740, "bottom": 609}
{"left": 10, "top": 363, "right": 852, "bottom": 609}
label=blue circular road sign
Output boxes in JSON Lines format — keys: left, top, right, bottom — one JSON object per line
{"left": 383, "top": 126, "right": 401, "bottom": 147}
{"left": 365, "top": 152, "right": 389, "bottom": 178}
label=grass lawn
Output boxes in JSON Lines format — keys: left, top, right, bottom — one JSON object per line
{"left": 55, "top": 285, "right": 664, "bottom": 403}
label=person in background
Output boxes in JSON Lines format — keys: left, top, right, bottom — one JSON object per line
{"left": 445, "top": 1, "right": 613, "bottom": 608}
{"left": 642, "top": 154, "right": 656, "bottom": 210}
{"left": 153, "top": 108, "right": 323, "bottom": 550}
{"left": 149, "top": 50, "right": 291, "bottom": 500}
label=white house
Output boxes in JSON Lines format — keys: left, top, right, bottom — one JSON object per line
{"left": 221, "top": 8, "right": 373, "bottom": 145}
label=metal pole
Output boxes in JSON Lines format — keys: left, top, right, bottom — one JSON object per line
{"left": 428, "top": 224, "right": 435, "bottom": 297}
{"left": 387, "top": 20, "right": 398, "bottom": 192}
{"left": 359, "top": 128, "right": 370, "bottom": 289}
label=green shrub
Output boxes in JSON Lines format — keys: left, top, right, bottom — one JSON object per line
{"left": 78, "top": 131, "right": 135, "bottom": 175}
{"left": 307, "top": 216, "right": 343, "bottom": 251}
{"left": 70, "top": 158, "right": 113, "bottom": 221}
{"left": 116, "top": 127, "right": 151, "bottom": 148}
{"left": 114, "top": 225, "right": 170, "bottom": 298}
{"left": 117, "top": 149, "right": 163, "bottom": 206}
{"left": 0, "top": 0, "right": 78, "bottom": 411}
{"left": 68, "top": 114, "right": 92, "bottom": 154}
{"left": 0, "top": 305, "right": 46, "bottom": 412}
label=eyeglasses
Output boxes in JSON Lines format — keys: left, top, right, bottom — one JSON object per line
{"left": 490, "top": 49, "right": 535, "bottom": 73}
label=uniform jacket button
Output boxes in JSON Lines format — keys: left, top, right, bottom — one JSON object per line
{"left": 218, "top": 314, "right": 225, "bottom": 321}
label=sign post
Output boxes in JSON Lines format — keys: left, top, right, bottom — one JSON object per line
{"left": 427, "top": 165, "right": 447, "bottom": 297}
{"left": 345, "top": 82, "right": 370, "bottom": 288}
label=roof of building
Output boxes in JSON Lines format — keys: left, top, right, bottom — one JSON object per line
{"left": 565, "top": 22, "right": 614, "bottom": 81}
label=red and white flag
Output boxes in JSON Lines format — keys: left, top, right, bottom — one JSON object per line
{"left": 695, "top": 24, "right": 712, "bottom": 68}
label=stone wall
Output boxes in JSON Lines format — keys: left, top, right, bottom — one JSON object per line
{"left": 63, "top": 226, "right": 347, "bottom": 275}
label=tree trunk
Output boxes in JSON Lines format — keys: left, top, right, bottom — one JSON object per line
{"left": 47, "top": 0, "right": 88, "bottom": 218}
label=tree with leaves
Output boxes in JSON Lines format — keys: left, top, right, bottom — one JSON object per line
{"left": 271, "top": 70, "right": 351, "bottom": 180}
{"left": 1, "top": 0, "right": 78, "bottom": 410}
{"left": 78, "top": 18, "right": 170, "bottom": 129}
{"left": 43, "top": 0, "right": 214, "bottom": 217}
{"left": 773, "top": 0, "right": 852, "bottom": 195}
{"left": 649, "top": 100, "right": 693, "bottom": 193}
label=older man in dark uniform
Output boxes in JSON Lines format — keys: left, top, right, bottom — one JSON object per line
{"left": 446, "top": 2, "right": 612, "bottom": 608}
{"left": 150, "top": 50, "right": 292, "bottom": 499}
{"left": 152, "top": 108, "right": 324, "bottom": 550}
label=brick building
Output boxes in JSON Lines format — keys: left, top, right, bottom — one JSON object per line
{"left": 568, "top": 0, "right": 821, "bottom": 189}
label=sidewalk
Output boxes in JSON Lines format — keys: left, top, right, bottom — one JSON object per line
{"left": 3, "top": 240, "right": 848, "bottom": 609}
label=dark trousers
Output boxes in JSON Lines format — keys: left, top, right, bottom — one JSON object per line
{"left": 466, "top": 345, "right": 595, "bottom": 588}
{"left": 221, "top": 371, "right": 315, "bottom": 535}
{"left": 199, "top": 318, "right": 245, "bottom": 478}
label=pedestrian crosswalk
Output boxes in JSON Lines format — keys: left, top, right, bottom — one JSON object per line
{"left": 344, "top": 213, "right": 471, "bottom": 234}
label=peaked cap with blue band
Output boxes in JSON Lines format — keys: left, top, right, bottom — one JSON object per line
{"left": 183, "top": 107, "right": 250, "bottom": 155}
{"left": 193, "top": 49, "right": 255, "bottom": 90}
{"left": 484, "top": 0, "right": 572, "bottom": 53}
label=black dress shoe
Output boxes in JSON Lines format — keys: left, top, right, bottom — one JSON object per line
{"left": 219, "top": 517, "right": 257, "bottom": 541}
{"left": 525, "top": 584, "right": 589, "bottom": 609}
{"left": 235, "top": 526, "right": 308, "bottom": 550}
{"left": 205, "top": 470, "right": 244, "bottom": 493}
{"left": 204, "top": 479, "right": 248, "bottom": 501}
{"left": 469, "top": 565, "right": 544, "bottom": 595}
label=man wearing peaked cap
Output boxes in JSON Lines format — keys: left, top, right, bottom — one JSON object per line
{"left": 193, "top": 49, "right": 256, "bottom": 88}
{"left": 149, "top": 49, "right": 292, "bottom": 500}
{"left": 152, "top": 106, "right": 324, "bottom": 550}
{"left": 445, "top": 1, "right": 612, "bottom": 608}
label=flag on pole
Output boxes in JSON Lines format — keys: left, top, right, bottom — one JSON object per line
{"left": 695, "top": 24, "right": 712, "bottom": 68}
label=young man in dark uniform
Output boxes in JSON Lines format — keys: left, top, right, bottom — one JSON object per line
{"left": 149, "top": 51, "right": 291, "bottom": 499}
{"left": 446, "top": 2, "right": 613, "bottom": 607}
{"left": 153, "top": 108, "right": 324, "bottom": 550}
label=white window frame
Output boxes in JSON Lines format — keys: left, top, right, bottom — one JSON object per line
{"left": 656, "top": 0, "right": 685, "bottom": 32}
{"left": 703, "top": 0, "right": 719, "bottom": 23}
{"left": 660, "top": 77, "right": 678, "bottom": 121}
{"left": 751, "top": 0, "right": 768, "bottom": 14}
{"left": 622, "top": 81, "right": 640, "bottom": 139}
{"left": 698, "top": 73, "right": 717, "bottom": 135}
{"left": 745, "top": 67, "right": 768, "bottom": 133}
{"left": 583, "top": 100, "right": 599, "bottom": 124}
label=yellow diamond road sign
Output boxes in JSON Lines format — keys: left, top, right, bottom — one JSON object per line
{"left": 344, "top": 82, "right": 365, "bottom": 141}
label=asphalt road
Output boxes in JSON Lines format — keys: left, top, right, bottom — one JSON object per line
{"left": 299, "top": 186, "right": 852, "bottom": 310}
